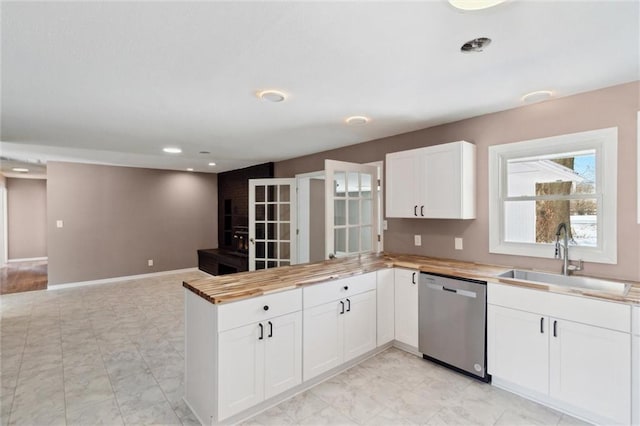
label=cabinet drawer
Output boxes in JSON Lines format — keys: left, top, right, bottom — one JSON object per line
{"left": 488, "top": 282, "right": 630, "bottom": 333}
{"left": 303, "top": 273, "right": 376, "bottom": 309}
{"left": 218, "top": 289, "right": 302, "bottom": 332}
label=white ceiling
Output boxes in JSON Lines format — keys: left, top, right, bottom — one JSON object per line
{"left": 1, "top": 1, "right": 638, "bottom": 174}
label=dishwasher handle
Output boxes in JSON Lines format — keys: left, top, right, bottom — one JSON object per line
{"left": 425, "top": 282, "right": 477, "bottom": 299}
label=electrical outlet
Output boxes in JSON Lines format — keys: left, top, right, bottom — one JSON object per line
{"left": 414, "top": 235, "right": 422, "bottom": 246}
{"left": 383, "top": 220, "right": 388, "bottom": 231}
{"left": 455, "top": 237, "right": 463, "bottom": 250}
{"left": 148, "top": 259, "right": 154, "bottom": 267}
{"left": 56, "top": 220, "right": 63, "bottom": 228}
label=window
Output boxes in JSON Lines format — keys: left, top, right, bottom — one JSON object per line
{"left": 489, "top": 127, "right": 617, "bottom": 264}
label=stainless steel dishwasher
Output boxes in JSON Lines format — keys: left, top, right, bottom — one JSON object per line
{"left": 418, "top": 272, "right": 489, "bottom": 382}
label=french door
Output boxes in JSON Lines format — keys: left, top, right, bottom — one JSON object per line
{"left": 324, "top": 160, "right": 379, "bottom": 259}
{"left": 248, "top": 179, "right": 297, "bottom": 271}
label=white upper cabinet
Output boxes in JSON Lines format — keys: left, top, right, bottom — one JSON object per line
{"left": 385, "top": 141, "right": 476, "bottom": 219}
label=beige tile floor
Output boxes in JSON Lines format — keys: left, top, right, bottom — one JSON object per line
{"left": 0, "top": 271, "right": 586, "bottom": 426}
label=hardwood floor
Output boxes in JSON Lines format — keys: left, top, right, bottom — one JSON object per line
{"left": 0, "top": 260, "right": 48, "bottom": 294}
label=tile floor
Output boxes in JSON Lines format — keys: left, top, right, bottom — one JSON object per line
{"left": 1, "top": 271, "right": 586, "bottom": 426}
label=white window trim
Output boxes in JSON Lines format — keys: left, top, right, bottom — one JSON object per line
{"left": 489, "top": 127, "right": 618, "bottom": 264}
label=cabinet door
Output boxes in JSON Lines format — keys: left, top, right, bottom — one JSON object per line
{"left": 376, "top": 269, "right": 395, "bottom": 346}
{"left": 264, "top": 311, "right": 302, "bottom": 399}
{"left": 385, "top": 150, "right": 419, "bottom": 218}
{"left": 420, "top": 143, "right": 461, "bottom": 218}
{"left": 550, "top": 318, "right": 631, "bottom": 424}
{"left": 343, "top": 290, "right": 377, "bottom": 362}
{"left": 218, "top": 323, "right": 265, "bottom": 420}
{"left": 303, "top": 301, "right": 343, "bottom": 380}
{"left": 487, "top": 305, "right": 549, "bottom": 395}
{"left": 394, "top": 268, "right": 418, "bottom": 348}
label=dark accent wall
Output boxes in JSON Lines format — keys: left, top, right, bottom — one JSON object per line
{"left": 217, "top": 162, "right": 274, "bottom": 250}
{"left": 7, "top": 178, "right": 47, "bottom": 259}
{"left": 47, "top": 162, "right": 218, "bottom": 285}
{"left": 275, "top": 81, "right": 640, "bottom": 282}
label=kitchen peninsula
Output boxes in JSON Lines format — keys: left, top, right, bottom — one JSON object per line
{"left": 183, "top": 253, "right": 640, "bottom": 426}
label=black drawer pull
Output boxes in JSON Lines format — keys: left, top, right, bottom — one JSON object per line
{"left": 421, "top": 206, "right": 424, "bottom": 216}
{"left": 258, "top": 323, "right": 264, "bottom": 340}
{"left": 442, "top": 286, "right": 457, "bottom": 293}
{"left": 268, "top": 321, "right": 273, "bottom": 338}
{"left": 540, "top": 317, "right": 544, "bottom": 334}
{"left": 339, "top": 301, "right": 345, "bottom": 314}
{"left": 346, "top": 298, "right": 351, "bottom": 312}
{"left": 553, "top": 320, "right": 558, "bottom": 337}
{"left": 414, "top": 205, "right": 418, "bottom": 216}
{"left": 411, "top": 272, "right": 416, "bottom": 285}
{"left": 344, "top": 286, "right": 348, "bottom": 290}
{"left": 263, "top": 305, "right": 269, "bottom": 311}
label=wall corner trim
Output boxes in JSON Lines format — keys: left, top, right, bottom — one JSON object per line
{"left": 47, "top": 267, "right": 201, "bottom": 291}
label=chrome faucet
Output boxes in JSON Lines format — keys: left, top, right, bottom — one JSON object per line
{"left": 554, "top": 222, "right": 583, "bottom": 275}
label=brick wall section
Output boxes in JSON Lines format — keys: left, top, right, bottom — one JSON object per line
{"left": 217, "top": 162, "right": 273, "bottom": 249}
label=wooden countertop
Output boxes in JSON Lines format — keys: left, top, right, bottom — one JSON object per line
{"left": 183, "top": 252, "right": 640, "bottom": 306}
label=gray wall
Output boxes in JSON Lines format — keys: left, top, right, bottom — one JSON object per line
{"left": 309, "top": 178, "right": 325, "bottom": 263}
{"left": 47, "top": 162, "right": 218, "bottom": 285}
{"left": 276, "top": 81, "right": 640, "bottom": 282}
{"left": 7, "top": 178, "right": 47, "bottom": 259}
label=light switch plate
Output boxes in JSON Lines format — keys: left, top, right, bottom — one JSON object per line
{"left": 148, "top": 259, "right": 154, "bottom": 267}
{"left": 56, "top": 220, "right": 63, "bottom": 228}
{"left": 414, "top": 235, "right": 422, "bottom": 246}
{"left": 455, "top": 237, "right": 463, "bottom": 250}
{"left": 383, "top": 220, "right": 388, "bottom": 231}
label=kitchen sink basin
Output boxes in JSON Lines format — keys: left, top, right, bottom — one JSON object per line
{"left": 497, "top": 269, "right": 631, "bottom": 296}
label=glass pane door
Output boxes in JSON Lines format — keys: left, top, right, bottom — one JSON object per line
{"left": 324, "top": 160, "right": 378, "bottom": 259}
{"left": 249, "top": 179, "right": 297, "bottom": 271}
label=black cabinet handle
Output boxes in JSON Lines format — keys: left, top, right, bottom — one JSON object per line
{"left": 346, "top": 298, "right": 351, "bottom": 312}
{"left": 421, "top": 206, "right": 424, "bottom": 217}
{"left": 343, "top": 286, "right": 348, "bottom": 291}
{"left": 553, "top": 320, "right": 558, "bottom": 337}
{"left": 411, "top": 272, "right": 416, "bottom": 285}
{"left": 263, "top": 305, "right": 269, "bottom": 311}
{"left": 414, "top": 205, "right": 418, "bottom": 216}
{"left": 339, "top": 301, "right": 345, "bottom": 314}
{"left": 540, "top": 317, "right": 544, "bottom": 334}
{"left": 258, "top": 323, "right": 264, "bottom": 340}
{"left": 268, "top": 321, "right": 273, "bottom": 338}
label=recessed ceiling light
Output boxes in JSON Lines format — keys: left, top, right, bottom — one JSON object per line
{"left": 163, "top": 147, "right": 182, "bottom": 154}
{"left": 448, "top": 0, "right": 507, "bottom": 11}
{"left": 257, "top": 90, "right": 287, "bottom": 103}
{"left": 345, "top": 116, "right": 370, "bottom": 125}
{"left": 186, "top": 168, "right": 194, "bottom": 172}
{"left": 208, "top": 162, "right": 216, "bottom": 167}
{"left": 460, "top": 37, "right": 492, "bottom": 53}
{"left": 12, "top": 167, "right": 29, "bottom": 173}
{"left": 522, "top": 90, "right": 553, "bottom": 103}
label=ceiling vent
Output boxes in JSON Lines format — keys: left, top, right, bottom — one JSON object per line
{"left": 461, "top": 37, "right": 492, "bottom": 53}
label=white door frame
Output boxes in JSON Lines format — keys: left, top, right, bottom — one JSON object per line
{"left": 296, "top": 163, "right": 384, "bottom": 262}
{"left": 249, "top": 178, "right": 297, "bottom": 271}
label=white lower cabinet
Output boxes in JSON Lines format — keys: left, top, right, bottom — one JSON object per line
{"left": 376, "top": 268, "right": 395, "bottom": 346}
{"left": 218, "top": 311, "right": 302, "bottom": 420}
{"left": 488, "top": 283, "right": 631, "bottom": 425}
{"left": 549, "top": 318, "right": 630, "bottom": 423}
{"left": 488, "top": 305, "right": 549, "bottom": 395}
{"left": 394, "top": 268, "right": 418, "bottom": 348}
{"left": 303, "top": 274, "right": 377, "bottom": 381}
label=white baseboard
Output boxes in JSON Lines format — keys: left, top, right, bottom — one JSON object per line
{"left": 48, "top": 267, "right": 201, "bottom": 291}
{"left": 7, "top": 256, "right": 48, "bottom": 263}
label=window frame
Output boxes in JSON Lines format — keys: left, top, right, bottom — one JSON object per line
{"left": 488, "top": 127, "right": 618, "bottom": 264}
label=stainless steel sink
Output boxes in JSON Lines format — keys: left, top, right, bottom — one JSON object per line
{"left": 497, "top": 269, "right": 631, "bottom": 296}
